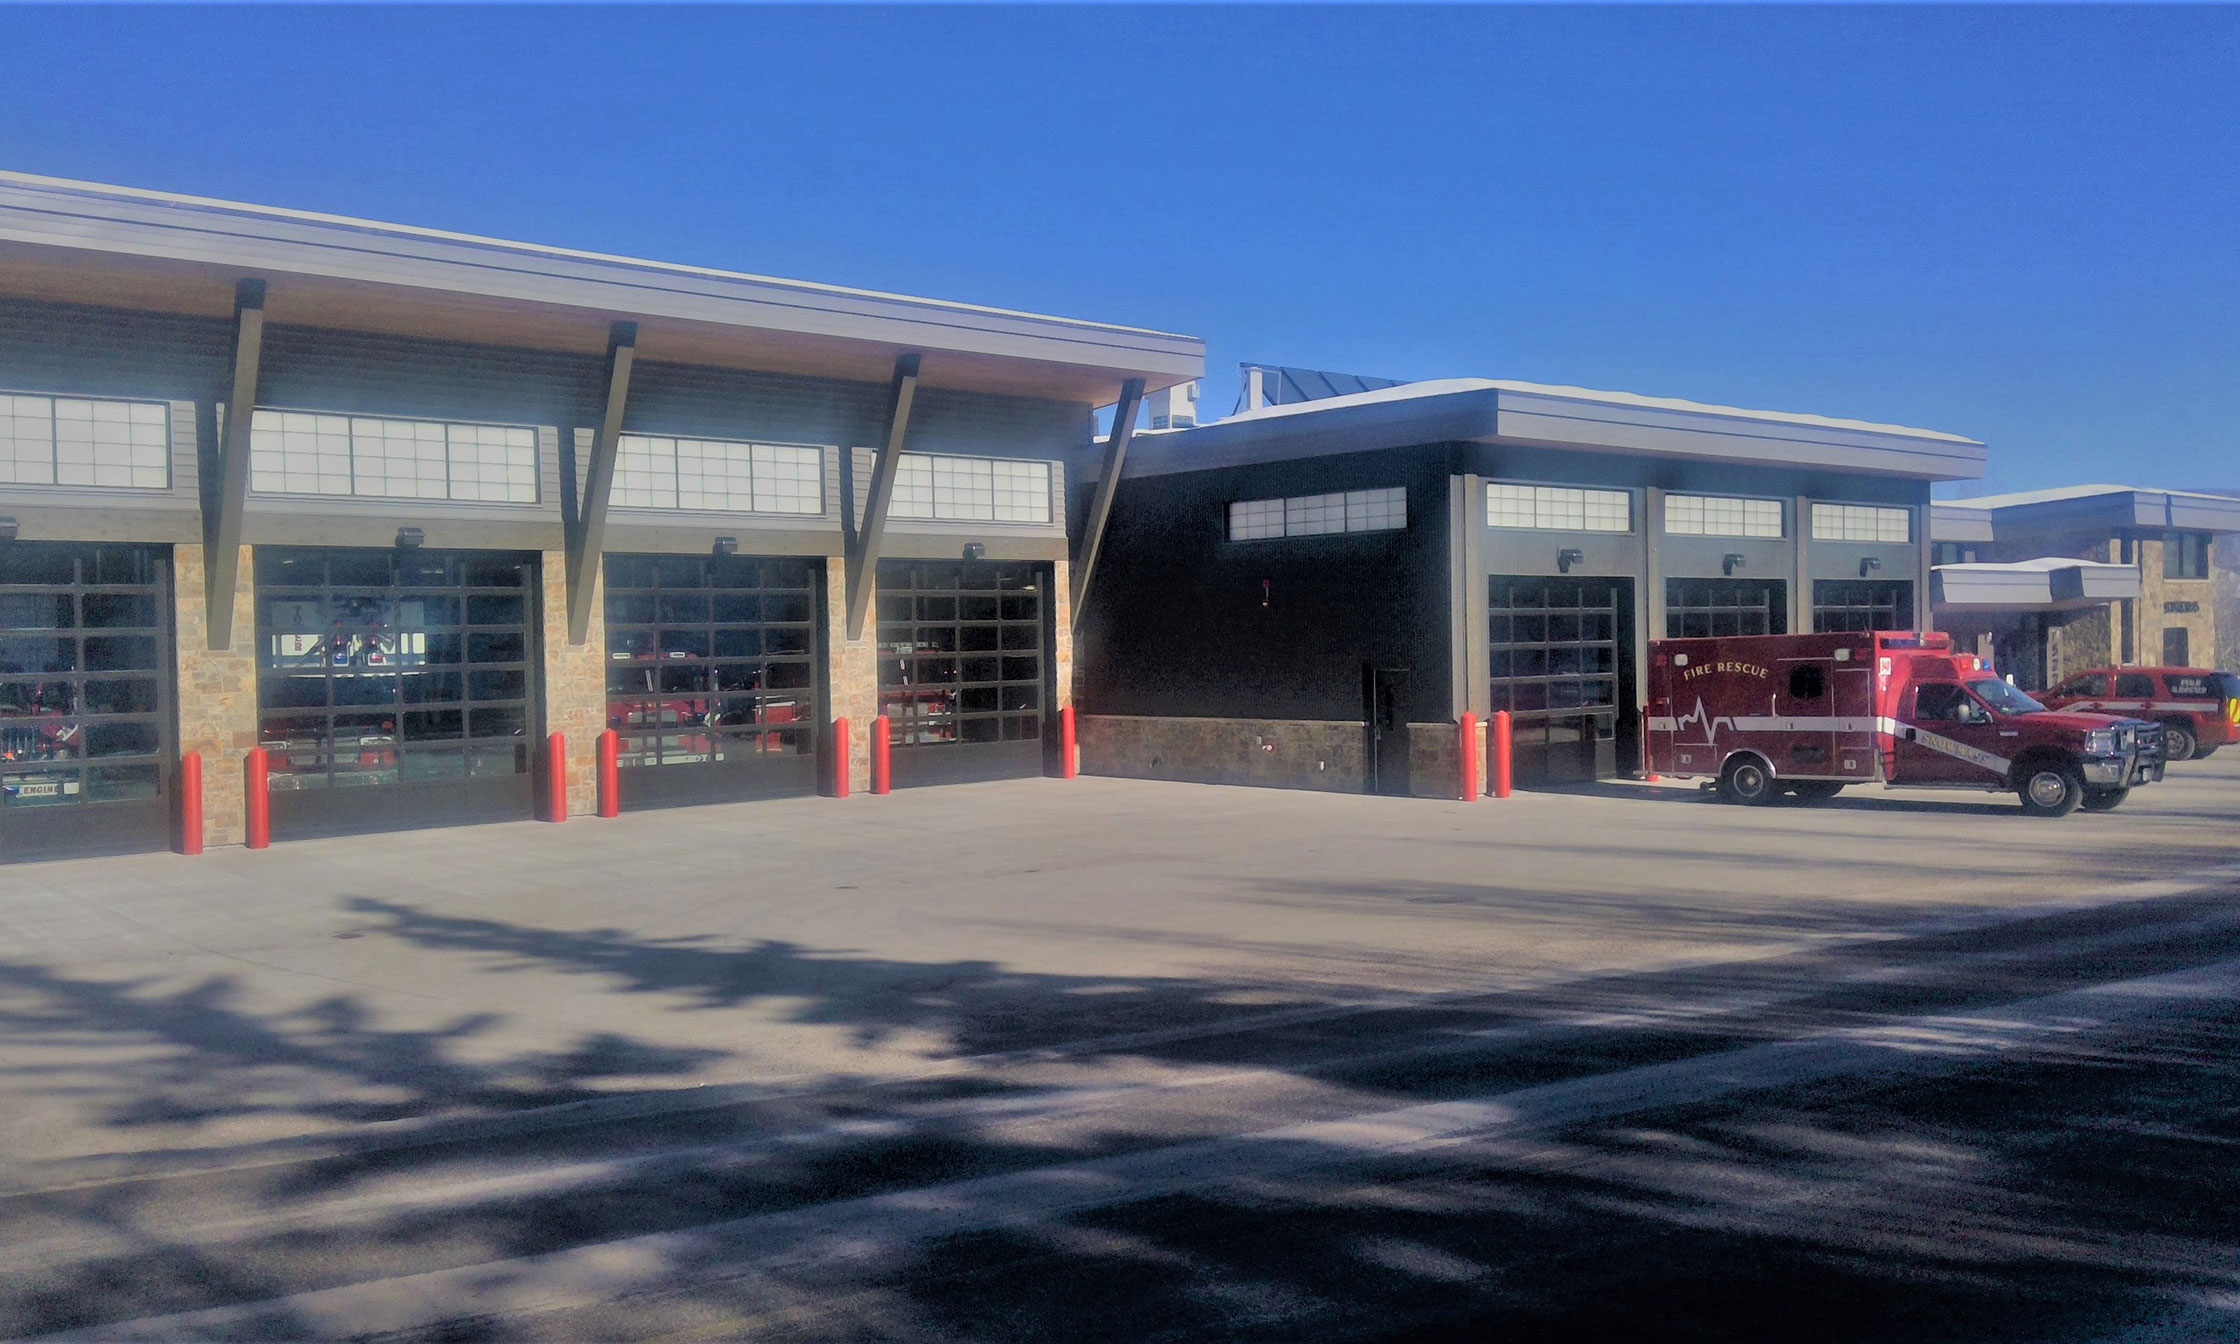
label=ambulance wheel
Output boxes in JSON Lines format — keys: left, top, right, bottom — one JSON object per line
{"left": 1717, "top": 756, "right": 1776, "bottom": 806}
{"left": 2196, "top": 745, "right": 2221, "bottom": 761}
{"left": 2017, "top": 761, "right": 2084, "bottom": 817}
{"left": 2080, "top": 786, "right": 2129, "bottom": 812}
{"left": 2160, "top": 721, "right": 2197, "bottom": 763}
{"left": 1787, "top": 780, "right": 1845, "bottom": 802}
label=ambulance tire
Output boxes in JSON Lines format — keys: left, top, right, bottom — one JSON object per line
{"left": 1717, "top": 755, "right": 1777, "bottom": 806}
{"left": 2196, "top": 746, "right": 2220, "bottom": 761}
{"left": 2080, "top": 786, "right": 2128, "bottom": 812}
{"left": 2016, "top": 760, "right": 2084, "bottom": 818}
{"left": 1787, "top": 780, "right": 1845, "bottom": 802}
{"left": 2160, "top": 721, "right": 2197, "bottom": 764}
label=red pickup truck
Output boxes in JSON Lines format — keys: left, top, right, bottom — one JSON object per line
{"left": 1648, "top": 630, "right": 2164, "bottom": 816}
{"left": 2039, "top": 667, "right": 2240, "bottom": 763}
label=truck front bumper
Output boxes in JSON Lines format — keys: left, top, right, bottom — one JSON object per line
{"left": 2082, "top": 752, "right": 2162, "bottom": 788}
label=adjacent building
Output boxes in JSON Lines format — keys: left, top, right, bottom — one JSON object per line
{"left": 0, "top": 172, "right": 1201, "bottom": 862}
{"left": 1931, "top": 486, "right": 2240, "bottom": 689}
{"left": 1075, "top": 374, "right": 1984, "bottom": 796}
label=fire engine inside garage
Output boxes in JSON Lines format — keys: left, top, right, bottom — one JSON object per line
{"left": 0, "top": 171, "right": 1202, "bottom": 861}
{"left": 1075, "top": 370, "right": 1986, "bottom": 797}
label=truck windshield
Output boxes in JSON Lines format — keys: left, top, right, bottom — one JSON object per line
{"left": 1968, "top": 680, "right": 2047, "bottom": 715}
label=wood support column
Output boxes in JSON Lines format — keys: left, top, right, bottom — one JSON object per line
{"left": 1070, "top": 377, "right": 1143, "bottom": 626}
{"left": 564, "top": 321, "right": 638, "bottom": 646}
{"left": 204, "top": 278, "right": 265, "bottom": 650}
{"left": 845, "top": 353, "right": 921, "bottom": 641}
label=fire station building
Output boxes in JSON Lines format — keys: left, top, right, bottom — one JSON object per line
{"left": 0, "top": 173, "right": 1201, "bottom": 862}
{"left": 1931, "top": 486, "right": 2240, "bottom": 689}
{"left": 1074, "top": 375, "right": 1985, "bottom": 795}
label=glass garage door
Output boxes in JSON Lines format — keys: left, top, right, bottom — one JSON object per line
{"left": 1488, "top": 576, "right": 1634, "bottom": 787}
{"left": 255, "top": 547, "right": 538, "bottom": 838}
{"left": 603, "top": 554, "right": 820, "bottom": 809}
{"left": 877, "top": 559, "right": 1049, "bottom": 787}
{"left": 0, "top": 542, "right": 172, "bottom": 862}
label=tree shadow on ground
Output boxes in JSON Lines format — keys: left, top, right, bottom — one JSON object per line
{"left": 4, "top": 880, "right": 2240, "bottom": 1340}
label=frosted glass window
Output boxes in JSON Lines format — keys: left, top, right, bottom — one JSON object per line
{"left": 1286, "top": 492, "right": 1346, "bottom": 536}
{"left": 1345, "top": 487, "right": 1407, "bottom": 532}
{"left": 0, "top": 394, "right": 168, "bottom": 489}
{"left": 613, "top": 435, "right": 676, "bottom": 509}
{"left": 446, "top": 423, "right": 538, "bottom": 504}
{"left": 1486, "top": 483, "right": 1629, "bottom": 532}
{"left": 611, "top": 435, "right": 824, "bottom": 515}
{"left": 1229, "top": 487, "right": 1408, "bottom": 540}
{"left": 351, "top": 418, "right": 450, "bottom": 501}
{"left": 991, "top": 459, "right": 1052, "bottom": 523}
{"left": 251, "top": 410, "right": 535, "bottom": 503}
{"left": 1666, "top": 493, "right": 1783, "bottom": 538}
{"left": 1811, "top": 503, "right": 1911, "bottom": 543}
{"left": 889, "top": 452, "right": 1045, "bottom": 523}
{"left": 752, "top": 444, "right": 826, "bottom": 515}
{"left": 1228, "top": 498, "right": 1285, "bottom": 540}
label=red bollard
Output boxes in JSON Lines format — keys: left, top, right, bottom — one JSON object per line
{"left": 1457, "top": 713, "right": 1479, "bottom": 801}
{"left": 597, "top": 729, "right": 620, "bottom": 818}
{"left": 1059, "top": 704, "right": 1078, "bottom": 780}
{"left": 1492, "top": 710, "right": 1514, "bottom": 800}
{"left": 871, "top": 714, "right": 892, "bottom": 795}
{"left": 832, "top": 717, "right": 852, "bottom": 798}
{"left": 179, "top": 751, "right": 205, "bottom": 855}
{"left": 244, "top": 747, "right": 271, "bottom": 850}
{"left": 545, "top": 732, "right": 568, "bottom": 823}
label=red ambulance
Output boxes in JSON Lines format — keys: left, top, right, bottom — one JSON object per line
{"left": 1647, "top": 630, "right": 2164, "bottom": 816}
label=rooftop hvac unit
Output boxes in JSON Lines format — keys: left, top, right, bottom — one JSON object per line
{"left": 1148, "top": 381, "right": 1199, "bottom": 430}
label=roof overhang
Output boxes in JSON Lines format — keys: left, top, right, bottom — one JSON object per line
{"left": 1943, "top": 486, "right": 2240, "bottom": 538}
{"left": 1930, "top": 502, "right": 1995, "bottom": 544}
{"left": 1932, "top": 558, "right": 2141, "bottom": 611}
{"left": 0, "top": 172, "right": 1203, "bottom": 406}
{"left": 1123, "top": 379, "right": 1984, "bottom": 481}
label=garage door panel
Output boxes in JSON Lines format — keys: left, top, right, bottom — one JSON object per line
{"left": 255, "top": 546, "right": 538, "bottom": 837}
{"left": 877, "top": 559, "right": 1050, "bottom": 788}
{"left": 603, "top": 554, "right": 821, "bottom": 810}
{"left": 0, "top": 542, "right": 175, "bottom": 863}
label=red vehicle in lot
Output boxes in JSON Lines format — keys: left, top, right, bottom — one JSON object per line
{"left": 2039, "top": 667, "right": 2240, "bottom": 763}
{"left": 1648, "top": 630, "right": 2164, "bottom": 817}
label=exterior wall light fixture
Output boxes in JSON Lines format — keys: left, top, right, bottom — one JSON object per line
{"left": 712, "top": 536, "right": 738, "bottom": 556}
{"left": 1557, "top": 548, "right": 1584, "bottom": 573}
{"left": 395, "top": 526, "right": 425, "bottom": 549}
{"left": 1722, "top": 553, "right": 1746, "bottom": 576}
{"left": 962, "top": 542, "right": 987, "bottom": 561}
{"left": 1859, "top": 556, "right": 1882, "bottom": 577}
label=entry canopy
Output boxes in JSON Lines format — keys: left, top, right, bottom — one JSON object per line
{"left": 1123, "top": 377, "right": 1985, "bottom": 481}
{"left": 0, "top": 171, "right": 1202, "bottom": 406}
{"left": 1932, "top": 557, "right": 2142, "bottom": 612}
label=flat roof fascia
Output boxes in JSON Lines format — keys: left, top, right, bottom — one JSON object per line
{"left": 1932, "top": 560, "right": 2140, "bottom": 609}
{"left": 1961, "top": 489, "right": 2240, "bottom": 540}
{"left": 0, "top": 175, "right": 1203, "bottom": 395}
{"left": 1123, "top": 383, "right": 1985, "bottom": 483}
{"left": 1930, "top": 503, "right": 1995, "bottom": 543}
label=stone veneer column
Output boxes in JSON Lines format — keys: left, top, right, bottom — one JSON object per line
{"left": 825, "top": 556, "right": 876, "bottom": 787}
{"left": 539, "top": 550, "right": 606, "bottom": 818}
{"left": 1050, "top": 557, "right": 1074, "bottom": 710}
{"left": 172, "top": 544, "right": 260, "bottom": 847}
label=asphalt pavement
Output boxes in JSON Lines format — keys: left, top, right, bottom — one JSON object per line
{"left": 0, "top": 756, "right": 2236, "bottom": 1341}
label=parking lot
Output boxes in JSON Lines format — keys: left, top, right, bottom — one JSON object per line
{"left": 2, "top": 760, "right": 2237, "bottom": 1340}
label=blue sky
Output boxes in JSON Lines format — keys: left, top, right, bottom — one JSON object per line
{"left": 3, "top": 6, "right": 2235, "bottom": 495}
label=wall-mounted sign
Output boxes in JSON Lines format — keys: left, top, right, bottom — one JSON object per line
{"left": 2164, "top": 600, "right": 2201, "bottom": 614}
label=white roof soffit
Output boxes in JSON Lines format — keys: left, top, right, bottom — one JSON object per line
{"left": 1932, "top": 558, "right": 2142, "bottom": 610}
{"left": 1125, "top": 378, "right": 1985, "bottom": 481}
{"left": 0, "top": 172, "right": 1204, "bottom": 401}
{"left": 1942, "top": 483, "right": 2240, "bottom": 536}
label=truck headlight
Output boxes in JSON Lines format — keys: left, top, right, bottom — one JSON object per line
{"left": 2085, "top": 730, "right": 2116, "bottom": 756}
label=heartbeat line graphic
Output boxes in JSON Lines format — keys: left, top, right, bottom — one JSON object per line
{"left": 1673, "top": 697, "right": 1733, "bottom": 745}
